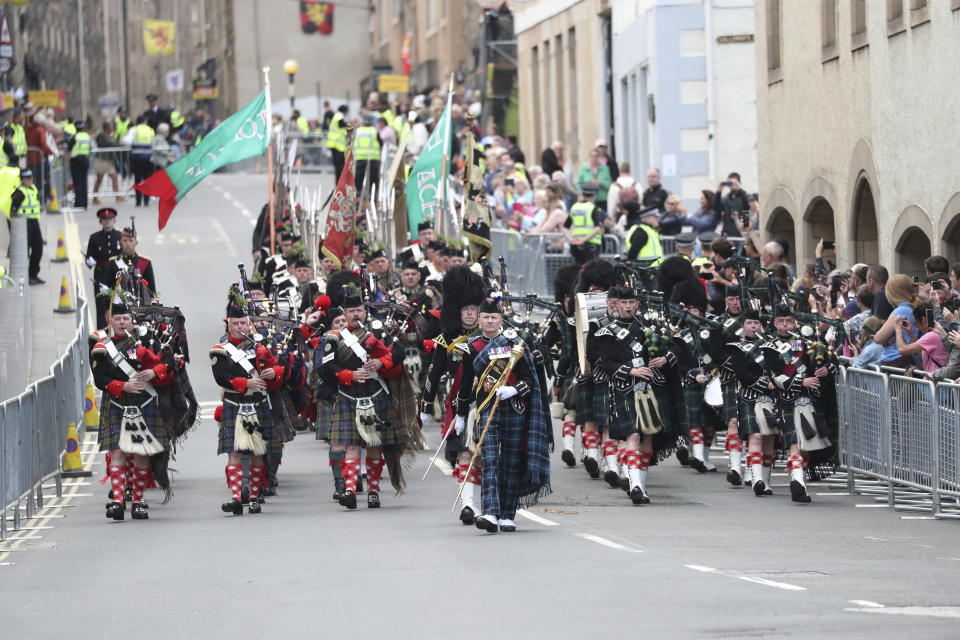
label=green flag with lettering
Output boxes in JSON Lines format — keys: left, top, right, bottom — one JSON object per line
{"left": 405, "top": 103, "right": 451, "bottom": 239}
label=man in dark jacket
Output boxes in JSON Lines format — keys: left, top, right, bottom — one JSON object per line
{"left": 714, "top": 172, "right": 752, "bottom": 237}
{"left": 642, "top": 168, "right": 669, "bottom": 212}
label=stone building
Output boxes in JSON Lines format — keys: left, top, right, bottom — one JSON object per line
{"left": 755, "top": 0, "right": 960, "bottom": 275}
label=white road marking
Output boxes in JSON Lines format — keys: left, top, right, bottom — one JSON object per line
{"left": 517, "top": 509, "right": 559, "bottom": 526}
{"left": 844, "top": 606, "right": 960, "bottom": 618}
{"left": 684, "top": 564, "right": 718, "bottom": 573}
{"left": 899, "top": 516, "right": 936, "bottom": 520}
{"left": 815, "top": 492, "right": 853, "bottom": 496}
{"left": 211, "top": 219, "right": 240, "bottom": 257}
{"left": 855, "top": 504, "right": 890, "bottom": 508}
{"left": 432, "top": 458, "right": 452, "bottom": 475}
{"left": 575, "top": 533, "right": 643, "bottom": 553}
{"left": 849, "top": 600, "right": 885, "bottom": 608}
{"left": 737, "top": 576, "right": 806, "bottom": 591}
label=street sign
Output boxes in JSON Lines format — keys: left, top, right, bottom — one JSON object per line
{"left": 0, "top": 14, "right": 12, "bottom": 65}
{"left": 29, "top": 89, "right": 67, "bottom": 112}
{"left": 166, "top": 69, "right": 184, "bottom": 92}
{"left": 0, "top": 58, "right": 11, "bottom": 74}
{"left": 378, "top": 74, "right": 410, "bottom": 94}
{"left": 98, "top": 91, "right": 121, "bottom": 117}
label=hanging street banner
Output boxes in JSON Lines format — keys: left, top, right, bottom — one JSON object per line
{"left": 405, "top": 102, "right": 451, "bottom": 239}
{"left": 143, "top": 19, "right": 176, "bottom": 56}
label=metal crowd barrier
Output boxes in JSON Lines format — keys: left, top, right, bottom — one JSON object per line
{"left": 838, "top": 364, "right": 960, "bottom": 519}
{"left": 86, "top": 146, "right": 134, "bottom": 200}
{"left": 1, "top": 286, "right": 89, "bottom": 540}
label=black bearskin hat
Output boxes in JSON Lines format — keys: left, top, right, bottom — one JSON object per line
{"left": 670, "top": 278, "right": 708, "bottom": 312}
{"left": 325, "top": 270, "right": 361, "bottom": 309}
{"left": 575, "top": 258, "right": 617, "bottom": 294}
{"left": 657, "top": 255, "right": 697, "bottom": 301}
{"left": 553, "top": 264, "right": 581, "bottom": 305}
{"left": 439, "top": 265, "right": 486, "bottom": 334}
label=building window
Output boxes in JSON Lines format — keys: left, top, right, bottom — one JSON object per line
{"left": 851, "top": 0, "right": 867, "bottom": 50}
{"left": 379, "top": 0, "right": 389, "bottom": 44}
{"left": 766, "top": 0, "right": 782, "bottom": 83}
{"left": 531, "top": 45, "right": 541, "bottom": 155}
{"left": 911, "top": 0, "right": 929, "bottom": 26}
{"left": 567, "top": 27, "right": 578, "bottom": 152}
{"left": 822, "top": 0, "right": 838, "bottom": 61}
{"left": 887, "top": 0, "right": 905, "bottom": 35}
{"left": 426, "top": 0, "right": 436, "bottom": 32}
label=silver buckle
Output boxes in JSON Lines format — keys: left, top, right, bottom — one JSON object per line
{"left": 237, "top": 403, "right": 258, "bottom": 417}
{"left": 356, "top": 397, "right": 374, "bottom": 411}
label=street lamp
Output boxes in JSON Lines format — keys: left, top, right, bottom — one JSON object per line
{"left": 283, "top": 59, "right": 299, "bottom": 112}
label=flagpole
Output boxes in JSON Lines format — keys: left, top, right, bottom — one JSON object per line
{"left": 438, "top": 73, "right": 454, "bottom": 239}
{"left": 263, "top": 66, "right": 277, "bottom": 255}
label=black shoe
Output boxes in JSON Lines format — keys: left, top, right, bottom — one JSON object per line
{"left": 583, "top": 457, "right": 600, "bottom": 479}
{"left": 629, "top": 486, "right": 650, "bottom": 505}
{"left": 367, "top": 491, "right": 380, "bottom": 509}
{"left": 248, "top": 499, "right": 262, "bottom": 514}
{"left": 688, "top": 457, "right": 708, "bottom": 473}
{"left": 28, "top": 277, "right": 45, "bottom": 285}
{"left": 459, "top": 505, "right": 475, "bottom": 525}
{"left": 105, "top": 501, "right": 124, "bottom": 520}
{"left": 261, "top": 485, "right": 276, "bottom": 497}
{"left": 222, "top": 498, "right": 244, "bottom": 515}
{"left": 753, "top": 480, "right": 769, "bottom": 497}
{"left": 474, "top": 515, "right": 498, "bottom": 533}
{"left": 131, "top": 502, "right": 149, "bottom": 520}
{"left": 333, "top": 477, "right": 345, "bottom": 501}
{"left": 790, "top": 480, "right": 812, "bottom": 503}
{"left": 339, "top": 490, "right": 357, "bottom": 510}
{"left": 675, "top": 445, "right": 690, "bottom": 466}
{"left": 561, "top": 449, "right": 576, "bottom": 467}
{"left": 499, "top": 521, "right": 517, "bottom": 532}
{"left": 603, "top": 469, "right": 620, "bottom": 488}
{"left": 726, "top": 469, "right": 743, "bottom": 486}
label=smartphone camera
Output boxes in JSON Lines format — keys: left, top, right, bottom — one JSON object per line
{"left": 822, "top": 240, "right": 835, "bottom": 250}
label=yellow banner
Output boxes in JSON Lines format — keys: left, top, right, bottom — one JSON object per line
{"left": 143, "top": 19, "right": 176, "bottom": 56}
{"left": 378, "top": 74, "right": 409, "bottom": 94}
{"left": 28, "top": 89, "right": 66, "bottom": 111}
{"left": 2, "top": 94, "right": 13, "bottom": 110}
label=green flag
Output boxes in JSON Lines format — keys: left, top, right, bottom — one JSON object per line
{"left": 135, "top": 89, "right": 271, "bottom": 229}
{"left": 405, "top": 103, "right": 451, "bottom": 239}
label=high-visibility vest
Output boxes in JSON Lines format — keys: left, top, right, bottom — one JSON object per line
{"left": 10, "top": 123, "right": 26, "bottom": 156}
{"left": 170, "top": 110, "right": 184, "bottom": 128}
{"left": 625, "top": 223, "right": 663, "bottom": 259}
{"left": 130, "top": 124, "right": 155, "bottom": 155}
{"left": 73, "top": 131, "right": 91, "bottom": 156}
{"left": 352, "top": 125, "right": 380, "bottom": 162}
{"left": 0, "top": 146, "right": 7, "bottom": 168}
{"left": 0, "top": 166, "right": 21, "bottom": 220}
{"left": 295, "top": 116, "right": 309, "bottom": 136}
{"left": 691, "top": 256, "right": 710, "bottom": 268}
{"left": 114, "top": 117, "right": 131, "bottom": 140}
{"left": 569, "top": 202, "right": 601, "bottom": 245}
{"left": 16, "top": 183, "right": 40, "bottom": 219}
{"left": 60, "top": 120, "right": 77, "bottom": 136}
{"left": 379, "top": 109, "right": 395, "bottom": 125}
{"left": 325, "top": 113, "right": 346, "bottom": 152}
{"left": 0, "top": 264, "right": 6, "bottom": 287}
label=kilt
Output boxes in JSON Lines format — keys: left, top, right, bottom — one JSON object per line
{"left": 575, "top": 378, "right": 595, "bottom": 424}
{"left": 560, "top": 375, "right": 577, "bottom": 412}
{"left": 777, "top": 399, "right": 797, "bottom": 447}
{"left": 98, "top": 395, "right": 169, "bottom": 452}
{"left": 271, "top": 391, "right": 297, "bottom": 445}
{"left": 592, "top": 381, "right": 612, "bottom": 429}
{"left": 607, "top": 388, "right": 637, "bottom": 440}
{"left": 479, "top": 405, "right": 527, "bottom": 520}
{"left": 327, "top": 390, "right": 406, "bottom": 447}
{"left": 218, "top": 396, "right": 275, "bottom": 455}
{"left": 315, "top": 398, "right": 334, "bottom": 440}
{"left": 721, "top": 382, "right": 739, "bottom": 423}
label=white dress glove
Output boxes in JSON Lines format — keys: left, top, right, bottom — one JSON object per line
{"left": 453, "top": 416, "right": 466, "bottom": 435}
{"left": 418, "top": 412, "right": 432, "bottom": 424}
{"left": 496, "top": 386, "right": 518, "bottom": 400}
{"left": 86, "top": 256, "right": 96, "bottom": 268}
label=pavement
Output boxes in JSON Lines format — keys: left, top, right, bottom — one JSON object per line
{"left": 1, "top": 171, "right": 959, "bottom": 638}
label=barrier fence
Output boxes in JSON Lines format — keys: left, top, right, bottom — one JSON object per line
{"left": 837, "top": 364, "right": 960, "bottom": 519}
{"left": 1, "top": 286, "right": 89, "bottom": 541}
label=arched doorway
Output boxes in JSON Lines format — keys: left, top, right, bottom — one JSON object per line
{"left": 803, "top": 197, "right": 836, "bottom": 270}
{"left": 896, "top": 228, "right": 931, "bottom": 279}
{"left": 766, "top": 206, "right": 796, "bottom": 269}
{"left": 939, "top": 193, "right": 960, "bottom": 261}
{"left": 851, "top": 177, "right": 878, "bottom": 265}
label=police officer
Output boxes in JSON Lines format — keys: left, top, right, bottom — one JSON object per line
{"left": 353, "top": 114, "right": 380, "bottom": 191}
{"left": 625, "top": 205, "right": 664, "bottom": 262}
{"left": 85, "top": 207, "right": 122, "bottom": 328}
{"left": 564, "top": 182, "right": 605, "bottom": 265}
{"left": 10, "top": 169, "right": 43, "bottom": 284}
{"left": 325, "top": 105, "right": 348, "bottom": 183}
{"left": 10, "top": 109, "right": 27, "bottom": 163}
{"left": 69, "top": 120, "right": 92, "bottom": 209}
{"left": 125, "top": 116, "right": 155, "bottom": 206}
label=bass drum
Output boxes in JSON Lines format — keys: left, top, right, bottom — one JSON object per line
{"left": 574, "top": 291, "right": 608, "bottom": 373}
{"left": 704, "top": 377, "right": 723, "bottom": 408}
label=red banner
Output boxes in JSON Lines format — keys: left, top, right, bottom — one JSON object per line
{"left": 300, "top": 1, "right": 334, "bottom": 35}
{"left": 322, "top": 149, "right": 357, "bottom": 269}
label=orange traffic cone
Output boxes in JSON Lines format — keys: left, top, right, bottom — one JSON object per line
{"left": 51, "top": 231, "right": 68, "bottom": 262}
{"left": 54, "top": 275, "right": 75, "bottom": 313}
{"left": 62, "top": 422, "right": 92, "bottom": 478}
{"left": 48, "top": 186, "right": 61, "bottom": 213}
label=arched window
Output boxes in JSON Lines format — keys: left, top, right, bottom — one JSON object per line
{"left": 896, "top": 227, "right": 931, "bottom": 279}
{"left": 851, "top": 177, "right": 878, "bottom": 265}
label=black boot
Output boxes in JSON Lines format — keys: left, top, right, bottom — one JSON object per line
{"left": 790, "top": 480, "right": 812, "bottom": 503}
{"left": 332, "top": 477, "right": 346, "bottom": 502}
{"left": 248, "top": 498, "right": 262, "bottom": 514}
{"left": 367, "top": 491, "right": 380, "bottom": 509}
{"left": 688, "top": 457, "right": 707, "bottom": 473}
{"left": 222, "top": 498, "right": 244, "bottom": 515}
{"left": 339, "top": 490, "right": 357, "bottom": 510}
{"left": 105, "top": 501, "right": 125, "bottom": 521}
{"left": 561, "top": 449, "right": 576, "bottom": 467}
{"left": 459, "top": 505, "right": 475, "bottom": 525}
{"left": 603, "top": 469, "right": 620, "bottom": 488}
{"left": 131, "top": 502, "right": 149, "bottom": 520}
{"left": 726, "top": 469, "right": 743, "bottom": 486}
{"left": 583, "top": 457, "right": 600, "bottom": 479}
{"left": 753, "top": 480, "right": 770, "bottom": 497}
{"left": 629, "top": 487, "right": 650, "bottom": 505}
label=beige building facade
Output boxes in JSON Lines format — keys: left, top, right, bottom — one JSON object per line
{"left": 755, "top": 0, "right": 960, "bottom": 275}
{"left": 514, "top": 0, "right": 611, "bottom": 169}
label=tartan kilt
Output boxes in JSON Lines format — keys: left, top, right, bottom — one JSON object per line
{"left": 736, "top": 398, "right": 759, "bottom": 439}
{"left": 218, "top": 398, "right": 275, "bottom": 455}
{"left": 777, "top": 400, "right": 798, "bottom": 447}
{"left": 722, "top": 382, "right": 738, "bottom": 423}
{"left": 607, "top": 388, "right": 637, "bottom": 440}
{"left": 315, "top": 398, "right": 334, "bottom": 440}
{"left": 591, "top": 381, "right": 612, "bottom": 429}
{"left": 327, "top": 390, "right": 405, "bottom": 447}
{"left": 560, "top": 375, "right": 577, "bottom": 412}
{"left": 679, "top": 384, "right": 704, "bottom": 435}
{"left": 98, "top": 396, "right": 169, "bottom": 452}
{"left": 575, "top": 378, "right": 595, "bottom": 424}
